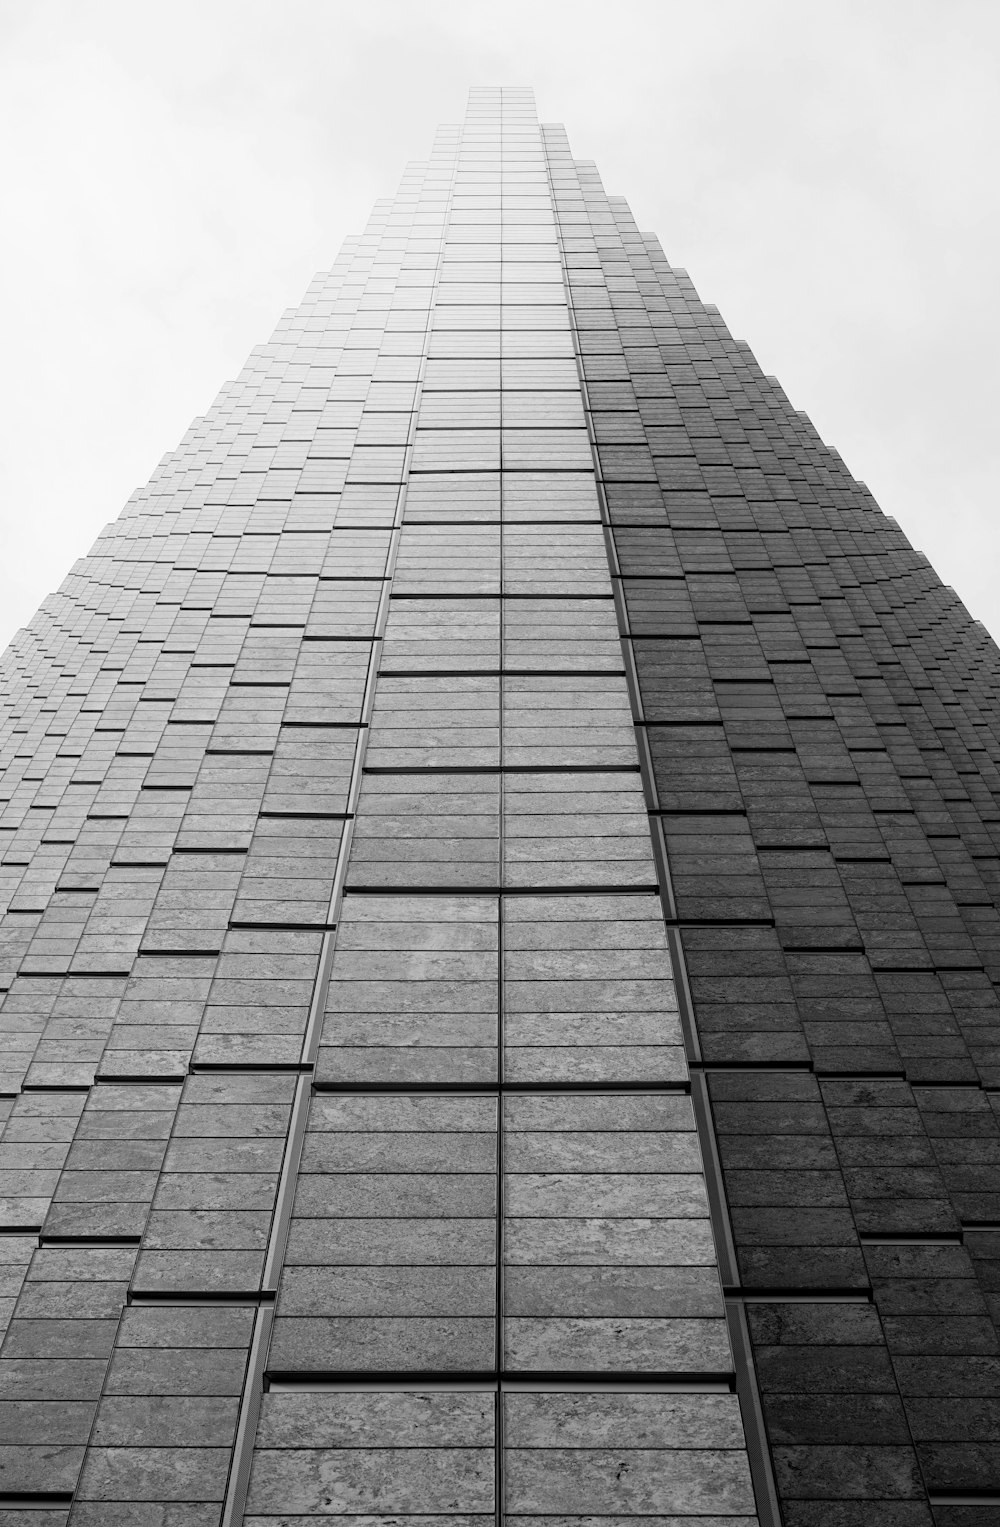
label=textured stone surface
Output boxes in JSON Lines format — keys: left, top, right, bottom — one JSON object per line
{"left": 0, "top": 81, "right": 993, "bottom": 1526}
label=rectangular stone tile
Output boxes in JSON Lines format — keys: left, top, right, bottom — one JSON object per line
{"left": 292, "top": 1168, "right": 494, "bottom": 1216}
{"left": 260, "top": 726, "right": 357, "bottom": 815}
{"left": 90, "top": 1394, "right": 239, "bottom": 1447}
{"left": 254, "top": 1388, "right": 494, "bottom": 1445}
{"left": 505, "top": 1172, "right": 708, "bottom": 1218}
{"left": 247, "top": 1391, "right": 493, "bottom": 1515}
{"left": 503, "top": 892, "right": 684, "bottom": 1081}
{"left": 176, "top": 754, "right": 271, "bottom": 851}
{"left": 504, "top": 1441, "right": 754, "bottom": 1515}
{"left": 417, "top": 391, "right": 501, "bottom": 429}
{"left": 195, "top": 927, "right": 323, "bottom": 1065}
{"left": 502, "top": 1090, "right": 726, "bottom": 1372}
{"left": 505, "top": 1264, "right": 723, "bottom": 1318}
{"left": 394, "top": 525, "right": 500, "bottom": 595}
{"left": 75, "top": 1444, "right": 231, "bottom": 1502}
{"left": 502, "top": 469, "right": 601, "bottom": 523}
{"left": 301, "top": 1129, "right": 497, "bottom": 1174}
{"left": 505, "top": 1390, "right": 748, "bottom": 1448}
{"left": 274, "top": 1091, "right": 497, "bottom": 1371}
{"left": 268, "top": 1315, "right": 496, "bottom": 1373}
{"left": 502, "top": 523, "right": 608, "bottom": 594}
{"left": 0, "top": 1441, "right": 84, "bottom": 1495}
{"left": 348, "top": 775, "right": 500, "bottom": 891}
{"left": 277, "top": 1264, "right": 495, "bottom": 1317}
{"left": 503, "top": 1217, "right": 717, "bottom": 1267}
{"left": 502, "top": 595, "right": 622, "bottom": 671}
{"left": 366, "top": 676, "right": 500, "bottom": 768}
{"left": 280, "top": 635, "right": 370, "bottom": 723}
{"left": 231, "top": 815, "right": 343, "bottom": 926}
{"left": 285, "top": 1218, "right": 496, "bottom": 1267}
{"left": 503, "top": 676, "right": 636, "bottom": 767}
{"left": 0, "top": 1243, "right": 138, "bottom": 1500}
{"left": 504, "top": 1129, "right": 703, "bottom": 1173}
{"left": 382, "top": 597, "right": 500, "bottom": 671}
{"left": 104, "top": 1305, "right": 254, "bottom": 1406}
{"left": 404, "top": 469, "right": 500, "bottom": 523}
{"left": 133, "top": 1074, "right": 294, "bottom": 1294}
{"left": 411, "top": 428, "right": 500, "bottom": 473}
{"left": 505, "top": 1315, "right": 732, "bottom": 1373}
{"left": 99, "top": 954, "right": 216, "bottom": 1080}
{"left": 503, "top": 771, "right": 655, "bottom": 889}
{"left": 247, "top": 1444, "right": 492, "bottom": 1514}
{"left": 320, "top": 895, "right": 498, "bottom": 1083}
{"left": 0, "top": 1236, "right": 54, "bottom": 1344}
{"left": 303, "top": 579, "right": 382, "bottom": 639}
{"left": 0, "top": 1093, "right": 85, "bottom": 1229}
{"left": 140, "top": 850, "right": 244, "bottom": 953}
{"left": 319, "top": 530, "right": 391, "bottom": 580}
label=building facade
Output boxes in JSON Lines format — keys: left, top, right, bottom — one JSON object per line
{"left": 0, "top": 85, "right": 998, "bottom": 1525}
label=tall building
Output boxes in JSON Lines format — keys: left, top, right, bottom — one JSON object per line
{"left": 0, "top": 84, "right": 997, "bottom": 1526}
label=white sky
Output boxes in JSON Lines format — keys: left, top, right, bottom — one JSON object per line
{"left": 1, "top": 0, "right": 998, "bottom": 652}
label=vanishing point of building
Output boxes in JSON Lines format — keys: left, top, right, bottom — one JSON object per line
{"left": 0, "top": 87, "right": 997, "bottom": 1526}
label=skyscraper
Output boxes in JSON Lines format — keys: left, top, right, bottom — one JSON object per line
{"left": 0, "top": 82, "right": 997, "bottom": 1525}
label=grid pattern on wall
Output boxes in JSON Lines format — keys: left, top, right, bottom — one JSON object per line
{"left": 545, "top": 127, "right": 1000, "bottom": 1527}
{"left": 0, "top": 85, "right": 998, "bottom": 1526}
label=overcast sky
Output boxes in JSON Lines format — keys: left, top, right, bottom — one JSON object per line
{"left": 1, "top": 0, "right": 998, "bottom": 653}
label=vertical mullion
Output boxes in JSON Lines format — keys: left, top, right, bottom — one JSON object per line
{"left": 495, "top": 87, "right": 507, "bottom": 1516}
